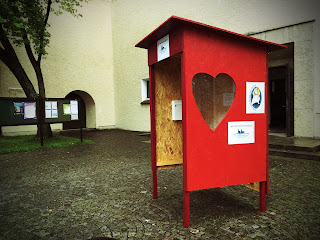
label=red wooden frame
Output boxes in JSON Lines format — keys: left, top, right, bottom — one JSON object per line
{"left": 137, "top": 16, "right": 286, "bottom": 227}
{"left": 149, "top": 65, "right": 158, "bottom": 199}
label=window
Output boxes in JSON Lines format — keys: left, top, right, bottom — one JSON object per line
{"left": 141, "top": 78, "right": 150, "bottom": 104}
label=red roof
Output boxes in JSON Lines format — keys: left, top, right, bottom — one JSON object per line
{"left": 136, "top": 16, "right": 286, "bottom": 52}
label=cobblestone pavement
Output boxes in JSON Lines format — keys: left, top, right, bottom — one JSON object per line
{"left": 0, "top": 129, "right": 319, "bottom": 240}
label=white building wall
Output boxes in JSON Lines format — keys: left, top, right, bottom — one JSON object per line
{"left": 313, "top": 21, "right": 320, "bottom": 138}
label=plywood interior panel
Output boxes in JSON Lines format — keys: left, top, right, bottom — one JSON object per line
{"left": 192, "top": 73, "right": 234, "bottom": 131}
{"left": 213, "top": 74, "right": 235, "bottom": 129}
{"left": 243, "top": 182, "right": 260, "bottom": 192}
{"left": 192, "top": 73, "right": 214, "bottom": 128}
{"left": 154, "top": 54, "right": 183, "bottom": 167}
{"left": 158, "top": 164, "right": 183, "bottom": 170}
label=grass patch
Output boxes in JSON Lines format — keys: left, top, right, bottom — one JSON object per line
{"left": 0, "top": 135, "right": 94, "bottom": 154}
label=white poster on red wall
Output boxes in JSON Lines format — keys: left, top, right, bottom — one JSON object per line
{"left": 157, "top": 34, "right": 169, "bottom": 62}
{"left": 246, "top": 82, "right": 265, "bottom": 114}
{"left": 228, "top": 121, "right": 255, "bottom": 145}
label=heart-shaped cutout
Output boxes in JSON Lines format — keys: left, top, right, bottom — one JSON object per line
{"left": 192, "top": 73, "right": 235, "bottom": 131}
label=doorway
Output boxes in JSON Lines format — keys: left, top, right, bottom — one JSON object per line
{"left": 268, "top": 43, "right": 294, "bottom": 136}
{"left": 269, "top": 66, "right": 287, "bottom": 132}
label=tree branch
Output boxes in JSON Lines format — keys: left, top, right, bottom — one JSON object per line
{"left": 44, "top": 0, "right": 52, "bottom": 28}
{"left": 23, "top": 31, "right": 45, "bottom": 98}
{"left": 0, "top": 24, "right": 38, "bottom": 98}
{"left": 0, "top": 24, "right": 14, "bottom": 52}
{"left": 38, "top": 0, "right": 52, "bottom": 63}
{"left": 0, "top": 46, "right": 9, "bottom": 65}
{"left": 23, "top": 33, "right": 39, "bottom": 69}
{"left": 0, "top": 45, "right": 38, "bottom": 98}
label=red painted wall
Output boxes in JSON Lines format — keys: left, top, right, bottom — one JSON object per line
{"left": 182, "top": 26, "right": 268, "bottom": 191}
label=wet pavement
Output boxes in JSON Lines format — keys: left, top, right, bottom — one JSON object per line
{"left": 0, "top": 129, "right": 319, "bottom": 239}
{"left": 269, "top": 133, "right": 320, "bottom": 151}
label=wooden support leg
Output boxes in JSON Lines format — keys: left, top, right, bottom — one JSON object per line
{"left": 259, "top": 181, "right": 266, "bottom": 212}
{"left": 152, "top": 168, "right": 158, "bottom": 199}
{"left": 183, "top": 191, "right": 190, "bottom": 228}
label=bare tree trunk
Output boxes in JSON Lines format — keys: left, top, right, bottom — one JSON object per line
{"left": 34, "top": 0, "right": 53, "bottom": 138}
{"left": 33, "top": 58, "right": 52, "bottom": 138}
{"left": 36, "top": 88, "right": 52, "bottom": 139}
{"left": 0, "top": 25, "right": 37, "bottom": 98}
{"left": 0, "top": 24, "right": 53, "bottom": 138}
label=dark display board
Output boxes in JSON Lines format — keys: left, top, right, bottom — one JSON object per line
{"left": 44, "top": 98, "right": 78, "bottom": 124}
{"left": 0, "top": 98, "right": 38, "bottom": 125}
{"left": 0, "top": 97, "right": 80, "bottom": 126}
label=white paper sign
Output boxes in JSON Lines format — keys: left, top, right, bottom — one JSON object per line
{"left": 70, "top": 100, "right": 78, "bottom": 120}
{"left": 23, "top": 102, "right": 37, "bottom": 119}
{"left": 45, "top": 109, "right": 52, "bottom": 118}
{"left": 70, "top": 100, "right": 78, "bottom": 114}
{"left": 45, "top": 101, "right": 58, "bottom": 118}
{"left": 157, "top": 34, "right": 169, "bottom": 62}
{"left": 228, "top": 121, "right": 255, "bottom": 145}
{"left": 51, "top": 101, "right": 57, "bottom": 110}
{"left": 63, "top": 104, "right": 71, "bottom": 115}
{"left": 45, "top": 101, "right": 52, "bottom": 110}
{"left": 223, "top": 93, "right": 234, "bottom": 106}
{"left": 52, "top": 109, "right": 58, "bottom": 118}
{"left": 246, "top": 82, "right": 265, "bottom": 114}
{"left": 71, "top": 114, "right": 78, "bottom": 120}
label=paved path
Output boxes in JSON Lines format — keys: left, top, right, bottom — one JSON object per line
{"left": 269, "top": 133, "right": 320, "bottom": 149}
{"left": 0, "top": 129, "right": 319, "bottom": 239}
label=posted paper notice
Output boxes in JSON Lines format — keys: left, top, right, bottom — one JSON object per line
{"left": 246, "top": 82, "right": 265, "bottom": 114}
{"left": 70, "top": 100, "right": 78, "bottom": 120}
{"left": 228, "top": 121, "right": 255, "bottom": 145}
{"left": 157, "top": 34, "right": 169, "bottom": 62}
{"left": 45, "top": 101, "right": 58, "bottom": 118}
{"left": 45, "top": 109, "right": 52, "bottom": 118}
{"left": 13, "top": 102, "right": 24, "bottom": 115}
{"left": 23, "top": 102, "right": 37, "bottom": 119}
{"left": 223, "top": 93, "right": 234, "bottom": 106}
{"left": 63, "top": 104, "right": 71, "bottom": 115}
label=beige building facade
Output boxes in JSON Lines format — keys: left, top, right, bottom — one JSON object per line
{"left": 1, "top": 0, "right": 319, "bottom": 138}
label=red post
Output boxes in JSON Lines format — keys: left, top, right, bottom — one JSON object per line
{"left": 266, "top": 54, "right": 270, "bottom": 195}
{"left": 152, "top": 168, "right": 158, "bottom": 199}
{"left": 149, "top": 65, "right": 158, "bottom": 199}
{"left": 181, "top": 53, "right": 190, "bottom": 228}
{"left": 183, "top": 191, "right": 190, "bottom": 228}
{"left": 259, "top": 181, "right": 266, "bottom": 212}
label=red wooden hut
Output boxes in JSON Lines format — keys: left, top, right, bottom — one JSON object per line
{"left": 136, "top": 16, "right": 286, "bottom": 227}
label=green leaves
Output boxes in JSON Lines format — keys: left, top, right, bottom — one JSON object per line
{"left": 52, "top": 0, "right": 89, "bottom": 17}
{"left": 13, "top": 22, "right": 24, "bottom": 28}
